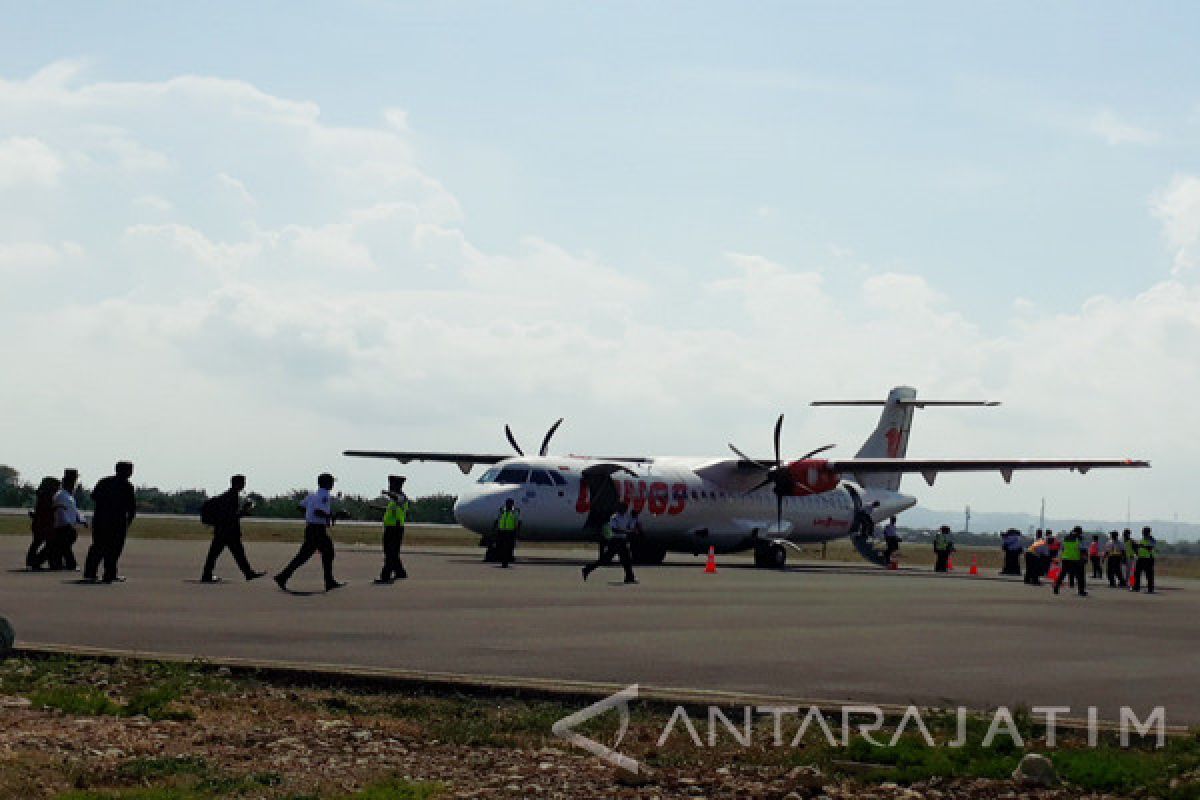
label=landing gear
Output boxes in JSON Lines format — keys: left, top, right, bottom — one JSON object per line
{"left": 754, "top": 542, "right": 787, "bottom": 569}
{"left": 630, "top": 540, "right": 668, "bottom": 566}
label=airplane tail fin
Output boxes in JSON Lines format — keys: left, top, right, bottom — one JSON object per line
{"left": 811, "top": 387, "right": 999, "bottom": 491}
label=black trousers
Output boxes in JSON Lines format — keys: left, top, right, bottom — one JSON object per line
{"left": 1133, "top": 558, "right": 1155, "bottom": 592}
{"left": 583, "top": 538, "right": 636, "bottom": 582}
{"left": 26, "top": 530, "right": 50, "bottom": 569}
{"left": 1024, "top": 552, "right": 1041, "bottom": 584}
{"left": 45, "top": 525, "right": 78, "bottom": 570}
{"left": 1106, "top": 555, "right": 1124, "bottom": 587}
{"left": 885, "top": 537, "right": 899, "bottom": 559}
{"left": 84, "top": 523, "right": 128, "bottom": 581}
{"left": 934, "top": 550, "right": 949, "bottom": 572}
{"left": 203, "top": 527, "right": 255, "bottom": 579}
{"left": 279, "top": 524, "right": 337, "bottom": 586}
{"left": 496, "top": 529, "right": 516, "bottom": 567}
{"left": 1090, "top": 555, "right": 1103, "bottom": 579}
{"left": 1054, "top": 559, "right": 1086, "bottom": 594}
{"left": 1002, "top": 549, "right": 1022, "bottom": 575}
{"left": 380, "top": 525, "right": 406, "bottom": 580}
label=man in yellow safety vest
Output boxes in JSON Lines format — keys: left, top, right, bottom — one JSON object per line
{"left": 493, "top": 499, "right": 521, "bottom": 568}
{"left": 1053, "top": 526, "right": 1087, "bottom": 597}
{"left": 1132, "top": 527, "right": 1156, "bottom": 594}
{"left": 375, "top": 475, "right": 410, "bottom": 584}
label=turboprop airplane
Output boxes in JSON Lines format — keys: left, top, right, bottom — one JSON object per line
{"left": 344, "top": 387, "right": 1148, "bottom": 568}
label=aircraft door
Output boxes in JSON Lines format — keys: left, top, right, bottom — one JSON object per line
{"left": 579, "top": 464, "right": 629, "bottom": 535}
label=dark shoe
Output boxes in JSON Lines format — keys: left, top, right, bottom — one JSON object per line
{"left": 325, "top": 580, "right": 347, "bottom": 591}
{"left": 624, "top": 578, "right": 639, "bottom": 584}
{"left": 1079, "top": 591, "right": 1089, "bottom": 597}
{"left": 395, "top": 571, "right": 407, "bottom": 580}
{"left": 1053, "top": 586, "right": 1060, "bottom": 594}
{"left": 200, "top": 576, "right": 223, "bottom": 584}
{"left": 82, "top": 574, "right": 98, "bottom": 583}
{"left": 103, "top": 576, "right": 126, "bottom": 584}
{"left": 245, "top": 571, "right": 267, "bottom": 581}
{"left": 373, "top": 578, "right": 393, "bottom": 585}
{"left": 273, "top": 574, "right": 288, "bottom": 591}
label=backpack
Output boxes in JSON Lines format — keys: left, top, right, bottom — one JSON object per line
{"left": 200, "top": 496, "right": 218, "bottom": 526}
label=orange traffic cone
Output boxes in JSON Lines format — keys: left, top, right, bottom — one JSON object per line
{"left": 969, "top": 557, "right": 979, "bottom": 576}
{"left": 887, "top": 552, "right": 899, "bottom": 571}
{"left": 1128, "top": 569, "right": 1136, "bottom": 589}
{"left": 704, "top": 546, "right": 717, "bottom": 574}
{"left": 947, "top": 555, "right": 954, "bottom": 571}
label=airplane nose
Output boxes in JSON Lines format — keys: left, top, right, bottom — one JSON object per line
{"left": 454, "top": 488, "right": 515, "bottom": 534}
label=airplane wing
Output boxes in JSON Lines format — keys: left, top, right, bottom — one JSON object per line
{"left": 827, "top": 458, "right": 1150, "bottom": 486}
{"left": 343, "top": 450, "right": 508, "bottom": 475}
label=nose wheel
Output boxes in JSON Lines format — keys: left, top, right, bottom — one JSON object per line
{"left": 754, "top": 542, "right": 788, "bottom": 569}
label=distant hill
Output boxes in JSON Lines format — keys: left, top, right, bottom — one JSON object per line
{"left": 903, "top": 507, "right": 1200, "bottom": 542}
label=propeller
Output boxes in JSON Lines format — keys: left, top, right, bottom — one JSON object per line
{"left": 728, "top": 414, "right": 835, "bottom": 532}
{"left": 505, "top": 418, "right": 566, "bottom": 458}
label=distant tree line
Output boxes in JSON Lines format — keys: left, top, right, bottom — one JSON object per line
{"left": 0, "top": 465, "right": 457, "bottom": 524}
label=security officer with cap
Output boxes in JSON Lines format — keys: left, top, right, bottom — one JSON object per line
{"left": 84, "top": 461, "right": 137, "bottom": 583}
{"left": 275, "top": 472, "right": 348, "bottom": 591}
{"left": 932, "top": 525, "right": 953, "bottom": 572}
{"left": 1053, "top": 525, "right": 1088, "bottom": 596}
{"left": 375, "top": 475, "right": 410, "bottom": 584}
{"left": 1132, "top": 526, "right": 1157, "bottom": 593}
{"left": 493, "top": 498, "right": 520, "bottom": 568}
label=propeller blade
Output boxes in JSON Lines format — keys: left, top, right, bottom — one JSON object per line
{"left": 746, "top": 476, "right": 773, "bottom": 494}
{"left": 799, "top": 443, "right": 836, "bottom": 460}
{"left": 772, "top": 414, "right": 784, "bottom": 468}
{"left": 539, "top": 418, "right": 564, "bottom": 456}
{"left": 729, "top": 443, "right": 769, "bottom": 470}
{"left": 504, "top": 424, "right": 524, "bottom": 457}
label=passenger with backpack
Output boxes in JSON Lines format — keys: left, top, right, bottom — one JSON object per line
{"left": 200, "top": 474, "right": 266, "bottom": 583}
{"left": 25, "top": 476, "right": 60, "bottom": 570}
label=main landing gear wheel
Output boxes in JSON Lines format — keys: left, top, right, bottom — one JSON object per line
{"left": 754, "top": 543, "right": 787, "bottom": 569}
{"left": 630, "top": 541, "right": 668, "bottom": 566}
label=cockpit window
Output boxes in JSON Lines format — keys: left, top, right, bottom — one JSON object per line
{"left": 494, "top": 467, "right": 530, "bottom": 484}
{"left": 549, "top": 470, "right": 567, "bottom": 486}
{"left": 478, "top": 467, "right": 500, "bottom": 483}
{"left": 529, "top": 469, "right": 554, "bottom": 486}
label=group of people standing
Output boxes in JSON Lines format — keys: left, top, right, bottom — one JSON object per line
{"left": 26, "top": 463, "right": 136, "bottom": 583}
{"left": 1020, "top": 526, "right": 1157, "bottom": 596}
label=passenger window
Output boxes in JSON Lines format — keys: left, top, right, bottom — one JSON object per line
{"left": 478, "top": 468, "right": 500, "bottom": 483}
{"left": 495, "top": 467, "right": 529, "bottom": 484}
{"left": 530, "top": 469, "right": 554, "bottom": 486}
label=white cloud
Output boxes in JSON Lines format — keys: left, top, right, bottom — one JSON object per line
{"left": 0, "top": 240, "right": 82, "bottom": 272}
{"left": 0, "top": 136, "right": 63, "bottom": 188}
{"left": 1086, "top": 109, "right": 1160, "bottom": 146}
{"left": 1153, "top": 175, "right": 1200, "bottom": 274}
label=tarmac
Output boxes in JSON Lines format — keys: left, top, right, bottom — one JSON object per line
{"left": 1, "top": 536, "right": 1197, "bottom": 724}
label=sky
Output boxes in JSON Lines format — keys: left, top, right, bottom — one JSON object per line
{"left": 1, "top": 1, "right": 1198, "bottom": 524}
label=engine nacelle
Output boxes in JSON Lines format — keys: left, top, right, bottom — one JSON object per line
{"left": 783, "top": 458, "right": 841, "bottom": 496}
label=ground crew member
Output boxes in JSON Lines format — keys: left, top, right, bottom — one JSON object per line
{"left": 493, "top": 498, "right": 520, "bottom": 568}
{"left": 1000, "top": 528, "right": 1022, "bottom": 575}
{"left": 1132, "top": 527, "right": 1156, "bottom": 594}
{"left": 1089, "top": 534, "right": 1103, "bottom": 580}
{"left": 375, "top": 475, "right": 410, "bottom": 584}
{"left": 1024, "top": 531, "right": 1046, "bottom": 585}
{"left": 49, "top": 469, "right": 86, "bottom": 571}
{"left": 1104, "top": 531, "right": 1123, "bottom": 588}
{"left": 83, "top": 461, "right": 138, "bottom": 584}
{"left": 1053, "top": 526, "right": 1087, "bottom": 596}
{"left": 581, "top": 503, "right": 638, "bottom": 584}
{"left": 932, "top": 525, "right": 953, "bottom": 572}
{"left": 200, "top": 475, "right": 265, "bottom": 583}
{"left": 274, "top": 473, "right": 348, "bottom": 591}
{"left": 25, "top": 476, "right": 60, "bottom": 570}
{"left": 1046, "top": 533, "right": 1060, "bottom": 576}
{"left": 1123, "top": 530, "right": 1136, "bottom": 585}
{"left": 882, "top": 517, "right": 900, "bottom": 563}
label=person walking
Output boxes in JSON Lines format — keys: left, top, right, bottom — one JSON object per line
{"left": 1123, "top": 530, "right": 1136, "bottom": 586}
{"left": 1053, "top": 526, "right": 1088, "bottom": 597}
{"left": 1132, "top": 527, "right": 1157, "bottom": 594}
{"left": 83, "top": 461, "right": 137, "bottom": 584}
{"left": 274, "top": 473, "right": 347, "bottom": 592}
{"left": 48, "top": 469, "right": 86, "bottom": 571}
{"left": 375, "top": 475, "right": 410, "bottom": 584}
{"left": 1088, "top": 535, "right": 1103, "bottom": 580}
{"left": 200, "top": 475, "right": 265, "bottom": 583}
{"left": 1104, "top": 531, "right": 1124, "bottom": 588}
{"left": 493, "top": 498, "right": 520, "bottom": 568}
{"left": 1024, "top": 531, "right": 1046, "bottom": 585}
{"left": 1046, "top": 533, "right": 1061, "bottom": 577}
{"left": 932, "top": 525, "right": 953, "bottom": 572}
{"left": 882, "top": 516, "right": 900, "bottom": 565}
{"left": 581, "top": 503, "right": 638, "bottom": 584}
{"left": 25, "top": 477, "right": 60, "bottom": 570}
{"left": 1000, "top": 528, "right": 1023, "bottom": 575}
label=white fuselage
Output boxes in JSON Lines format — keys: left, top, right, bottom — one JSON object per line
{"left": 453, "top": 455, "right": 916, "bottom": 554}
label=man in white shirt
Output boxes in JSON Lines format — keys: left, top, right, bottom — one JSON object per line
{"left": 581, "top": 503, "right": 638, "bottom": 584}
{"left": 882, "top": 517, "right": 900, "bottom": 564}
{"left": 49, "top": 468, "right": 86, "bottom": 571}
{"left": 274, "top": 473, "right": 347, "bottom": 592}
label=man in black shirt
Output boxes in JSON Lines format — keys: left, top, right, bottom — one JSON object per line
{"left": 83, "top": 462, "right": 137, "bottom": 583}
{"left": 201, "top": 475, "right": 266, "bottom": 583}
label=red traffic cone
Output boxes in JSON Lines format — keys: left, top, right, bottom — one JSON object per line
{"left": 947, "top": 555, "right": 954, "bottom": 571}
{"left": 704, "top": 546, "right": 717, "bottom": 574}
{"left": 1048, "top": 562, "right": 1061, "bottom": 584}
{"left": 1128, "top": 569, "right": 1136, "bottom": 589}
{"left": 969, "top": 556, "right": 979, "bottom": 576}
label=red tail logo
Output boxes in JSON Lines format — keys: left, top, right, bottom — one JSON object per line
{"left": 884, "top": 428, "right": 903, "bottom": 458}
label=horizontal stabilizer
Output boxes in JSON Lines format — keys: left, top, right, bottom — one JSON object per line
{"left": 811, "top": 400, "right": 1000, "bottom": 408}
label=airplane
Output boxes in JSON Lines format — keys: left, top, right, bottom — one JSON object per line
{"left": 344, "top": 386, "right": 1149, "bottom": 569}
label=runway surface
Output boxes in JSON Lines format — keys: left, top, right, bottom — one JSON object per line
{"left": 1, "top": 536, "right": 1196, "bottom": 723}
